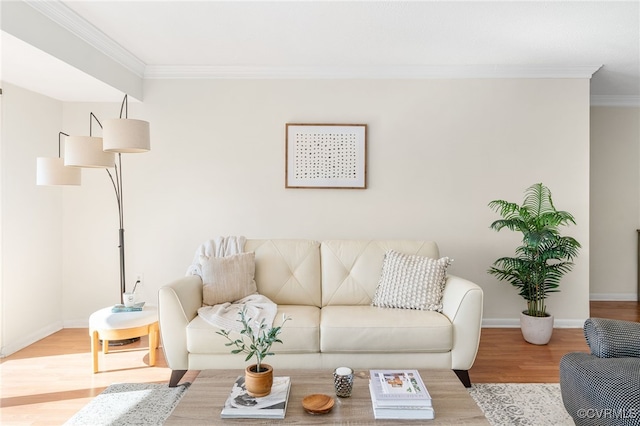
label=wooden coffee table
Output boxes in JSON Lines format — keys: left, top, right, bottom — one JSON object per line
{"left": 165, "top": 369, "right": 489, "bottom": 425}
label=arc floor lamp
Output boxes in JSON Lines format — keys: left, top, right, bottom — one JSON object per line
{"left": 36, "top": 94, "right": 150, "bottom": 304}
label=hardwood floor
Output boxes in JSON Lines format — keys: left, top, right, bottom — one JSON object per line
{"left": 0, "top": 301, "right": 637, "bottom": 425}
{"left": 471, "top": 301, "right": 639, "bottom": 383}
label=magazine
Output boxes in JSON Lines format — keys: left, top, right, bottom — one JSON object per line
{"left": 111, "top": 302, "right": 145, "bottom": 313}
{"left": 220, "top": 376, "right": 291, "bottom": 419}
{"left": 369, "top": 370, "right": 432, "bottom": 407}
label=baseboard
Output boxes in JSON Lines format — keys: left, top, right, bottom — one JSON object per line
{"left": 482, "top": 318, "right": 585, "bottom": 328}
{"left": 554, "top": 319, "right": 586, "bottom": 328}
{"left": 63, "top": 319, "right": 90, "bottom": 328}
{"left": 0, "top": 321, "right": 63, "bottom": 358}
{"left": 482, "top": 318, "right": 520, "bottom": 328}
{"left": 590, "top": 293, "right": 638, "bottom": 301}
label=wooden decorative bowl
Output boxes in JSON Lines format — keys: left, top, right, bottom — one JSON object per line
{"left": 302, "top": 393, "right": 335, "bottom": 415}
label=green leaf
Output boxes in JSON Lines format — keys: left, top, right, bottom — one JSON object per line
{"left": 220, "top": 306, "right": 292, "bottom": 365}
{"left": 488, "top": 183, "right": 580, "bottom": 315}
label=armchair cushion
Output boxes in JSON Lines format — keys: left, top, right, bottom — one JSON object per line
{"left": 561, "top": 318, "right": 640, "bottom": 426}
{"left": 584, "top": 318, "right": 640, "bottom": 359}
{"left": 560, "top": 352, "right": 640, "bottom": 426}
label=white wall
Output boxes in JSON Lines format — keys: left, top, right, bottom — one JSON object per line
{"left": 0, "top": 84, "right": 65, "bottom": 356}
{"left": 590, "top": 106, "right": 640, "bottom": 300}
{"left": 61, "top": 78, "right": 591, "bottom": 328}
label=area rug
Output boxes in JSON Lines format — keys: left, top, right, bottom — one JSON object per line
{"left": 66, "top": 381, "right": 571, "bottom": 425}
{"left": 64, "top": 382, "right": 190, "bottom": 426}
{"left": 469, "top": 383, "right": 574, "bottom": 426}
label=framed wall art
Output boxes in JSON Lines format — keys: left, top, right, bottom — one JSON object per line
{"left": 285, "top": 123, "right": 367, "bottom": 189}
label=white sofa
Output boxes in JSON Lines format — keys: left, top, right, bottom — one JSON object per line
{"left": 158, "top": 240, "right": 483, "bottom": 387}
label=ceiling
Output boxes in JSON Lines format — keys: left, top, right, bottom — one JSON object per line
{"left": 2, "top": 1, "right": 639, "bottom": 104}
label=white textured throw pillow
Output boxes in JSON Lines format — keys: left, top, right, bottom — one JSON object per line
{"left": 201, "top": 252, "right": 258, "bottom": 306}
{"left": 372, "top": 250, "right": 452, "bottom": 312}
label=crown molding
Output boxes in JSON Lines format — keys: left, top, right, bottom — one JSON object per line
{"left": 25, "top": 0, "right": 146, "bottom": 78}
{"left": 145, "top": 64, "right": 603, "bottom": 80}
{"left": 22, "top": 1, "right": 602, "bottom": 83}
{"left": 590, "top": 95, "right": 640, "bottom": 107}
{"left": 22, "top": 0, "right": 616, "bottom": 105}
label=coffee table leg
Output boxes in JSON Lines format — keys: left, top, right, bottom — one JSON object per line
{"left": 149, "top": 323, "right": 158, "bottom": 366}
{"left": 91, "top": 330, "right": 99, "bottom": 373}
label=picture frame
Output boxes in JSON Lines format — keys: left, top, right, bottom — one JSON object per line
{"left": 285, "top": 123, "right": 367, "bottom": 189}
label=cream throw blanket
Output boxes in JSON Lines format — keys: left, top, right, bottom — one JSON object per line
{"left": 188, "top": 236, "right": 278, "bottom": 333}
{"left": 198, "top": 293, "right": 278, "bottom": 333}
{"left": 186, "top": 236, "right": 246, "bottom": 276}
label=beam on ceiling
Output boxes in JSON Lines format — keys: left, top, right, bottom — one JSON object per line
{"left": 1, "top": 1, "right": 143, "bottom": 101}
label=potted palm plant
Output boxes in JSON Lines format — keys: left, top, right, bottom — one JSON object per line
{"left": 488, "top": 183, "right": 580, "bottom": 345}
{"left": 216, "top": 308, "right": 290, "bottom": 397}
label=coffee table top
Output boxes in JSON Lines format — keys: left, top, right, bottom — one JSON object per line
{"left": 166, "top": 369, "right": 489, "bottom": 425}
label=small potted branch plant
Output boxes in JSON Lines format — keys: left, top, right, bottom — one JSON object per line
{"left": 216, "top": 308, "right": 290, "bottom": 397}
{"left": 488, "top": 183, "right": 580, "bottom": 345}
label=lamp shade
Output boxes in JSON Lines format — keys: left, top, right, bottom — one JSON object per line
{"left": 64, "top": 136, "right": 115, "bottom": 168}
{"left": 102, "top": 119, "right": 150, "bottom": 153}
{"left": 36, "top": 157, "right": 82, "bottom": 186}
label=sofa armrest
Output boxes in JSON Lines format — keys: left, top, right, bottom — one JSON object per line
{"left": 584, "top": 317, "right": 640, "bottom": 359}
{"left": 441, "top": 275, "right": 484, "bottom": 370}
{"left": 158, "top": 275, "right": 203, "bottom": 370}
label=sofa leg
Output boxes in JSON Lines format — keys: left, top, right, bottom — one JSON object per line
{"left": 453, "top": 369, "right": 471, "bottom": 388}
{"left": 169, "top": 369, "right": 188, "bottom": 387}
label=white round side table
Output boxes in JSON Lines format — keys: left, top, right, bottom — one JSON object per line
{"left": 88, "top": 305, "right": 159, "bottom": 373}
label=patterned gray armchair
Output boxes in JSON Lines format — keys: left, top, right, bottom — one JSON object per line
{"left": 560, "top": 318, "right": 640, "bottom": 426}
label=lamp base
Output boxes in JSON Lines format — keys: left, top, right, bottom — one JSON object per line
{"left": 101, "top": 337, "right": 140, "bottom": 347}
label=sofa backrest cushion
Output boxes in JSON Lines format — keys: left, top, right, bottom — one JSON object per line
{"left": 245, "top": 239, "right": 321, "bottom": 307}
{"left": 320, "top": 240, "right": 440, "bottom": 306}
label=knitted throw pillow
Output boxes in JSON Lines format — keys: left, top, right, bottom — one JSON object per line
{"left": 201, "top": 252, "right": 258, "bottom": 306}
{"left": 372, "top": 250, "right": 452, "bottom": 312}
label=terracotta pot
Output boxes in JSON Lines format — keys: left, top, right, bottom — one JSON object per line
{"left": 520, "top": 311, "right": 554, "bottom": 345}
{"left": 245, "top": 363, "right": 273, "bottom": 397}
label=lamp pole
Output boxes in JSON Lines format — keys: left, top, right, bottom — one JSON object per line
{"left": 53, "top": 94, "right": 150, "bottom": 308}
{"left": 107, "top": 153, "right": 126, "bottom": 303}
{"left": 91, "top": 113, "right": 126, "bottom": 303}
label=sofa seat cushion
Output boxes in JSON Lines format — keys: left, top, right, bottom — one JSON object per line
{"left": 320, "top": 305, "right": 452, "bottom": 353}
{"left": 187, "top": 305, "right": 320, "bottom": 354}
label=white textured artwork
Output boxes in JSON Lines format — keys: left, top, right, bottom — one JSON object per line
{"left": 286, "top": 124, "right": 367, "bottom": 189}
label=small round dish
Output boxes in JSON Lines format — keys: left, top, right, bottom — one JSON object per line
{"left": 302, "top": 393, "right": 335, "bottom": 415}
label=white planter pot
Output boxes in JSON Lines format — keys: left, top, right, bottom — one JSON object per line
{"left": 520, "top": 311, "right": 554, "bottom": 345}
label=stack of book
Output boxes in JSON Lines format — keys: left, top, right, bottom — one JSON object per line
{"left": 111, "top": 302, "right": 145, "bottom": 313}
{"left": 368, "top": 369, "right": 434, "bottom": 419}
{"left": 220, "top": 376, "right": 291, "bottom": 419}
